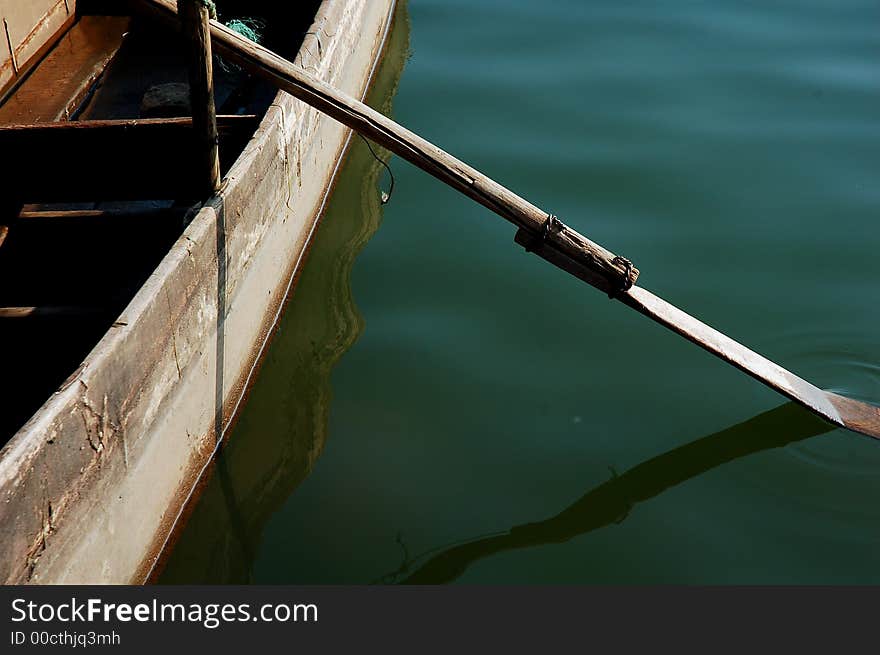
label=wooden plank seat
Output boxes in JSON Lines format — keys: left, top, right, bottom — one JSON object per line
{"left": 0, "top": 15, "right": 131, "bottom": 123}
{"left": 0, "top": 114, "right": 258, "bottom": 203}
{"left": 15, "top": 206, "right": 188, "bottom": 221}
{"left": 0, "top": 306, "right": 108, "bottom": 318}
{"left": 0, "top": 0, "right": 78, "bottom": 102}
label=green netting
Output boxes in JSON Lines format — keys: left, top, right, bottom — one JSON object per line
{"left": 224, "top": 18, "right": 264, "bottom": 44}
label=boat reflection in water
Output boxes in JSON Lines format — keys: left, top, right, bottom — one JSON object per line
{"left": 158, "top": 2, "right": 411, "bottom": 584}
{"left": 376, "top": 403, "right": 833, "bottom": 584}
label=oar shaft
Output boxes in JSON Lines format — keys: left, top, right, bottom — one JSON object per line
{"left": 137, "top": 0, "right": 638, "bottom": 295}
{"left": 135, "top": 0, "right": 880, "bottom": 440}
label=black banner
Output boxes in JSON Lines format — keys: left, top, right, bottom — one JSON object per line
{"left": 0, "top": 586, "right": 876, "bottom": 652}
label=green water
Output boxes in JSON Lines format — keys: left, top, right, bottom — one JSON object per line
{"left": 162, "top": 0, "right": 880, "bottom": 584}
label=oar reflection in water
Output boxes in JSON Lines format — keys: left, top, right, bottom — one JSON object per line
{"left": 382, "top": 403, "right": 833, "bottom": 584}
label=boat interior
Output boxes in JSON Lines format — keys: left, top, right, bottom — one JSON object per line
{"left": 0, "top": 0, "right": 321, "bottom": 445}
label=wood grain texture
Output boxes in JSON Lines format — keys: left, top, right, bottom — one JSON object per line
{"left": 0, "top": 0, "right": 76, "bottom": 100}
{"left": 0, "top": 15, "right": 129, "bottom": 123}
{"left": 16, "top": 207, "right": 187, "bottom": 221}
{"left": 827, "top": 393, "right": 880, "bottom": 440}
{"left": 0, "top": 306, "right": 106, "bottom": 318}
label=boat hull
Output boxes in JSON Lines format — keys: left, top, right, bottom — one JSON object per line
{"left": 0, "top": 0, "right": 396, "bottom": 584}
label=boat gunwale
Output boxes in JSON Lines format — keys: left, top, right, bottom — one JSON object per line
{"left": 0, "top": 0, "right": 395, "bottom": 584}
{"left": 140, "top": 0, "right": 400, "bottom": 582}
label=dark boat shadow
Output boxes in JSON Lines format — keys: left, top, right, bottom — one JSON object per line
{"left": 381, "top": 403, "right": 834, "bottom": 584}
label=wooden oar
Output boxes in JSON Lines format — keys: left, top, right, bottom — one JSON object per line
{"left": 138, "top": 0, "right": 880, "bottom": 440}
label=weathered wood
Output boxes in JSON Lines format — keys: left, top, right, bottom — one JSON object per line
{"left": 16, "top": 207, "right": 187, "bottom": 221}
{"left": 135, "top": 0, "right": 880, "bottom": 440}
{"left": 0, "top": 0, "right": 399, "bottom": 585}
{"left": 0, "top": 115, "right": 256, "bottom": 202}
{"left": 0, "top": 306, "right": 106, "bottom": 318}
{"left": 135, "top": 0, "right": 639, "bottom": 294}
{"left": 177, "top": 0, "right": 220, "bottom": 196}
{"left": 0, "top": 15, "right": 130, "bottom": 123}
{"left": 0, "top": 0, "right": 77, "bottom": 100}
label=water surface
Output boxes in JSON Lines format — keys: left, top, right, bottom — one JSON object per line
{"left": 162, "top": 0, "right": 880, "bottom": 584}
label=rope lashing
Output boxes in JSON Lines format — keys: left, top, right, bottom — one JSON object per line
{"left": 519, "top": 213, "right": 636, "bottom": 296}
{"left": 196, "top": 0, "right": 217, "bottom": 20}
{"left": 524, "top": 213, "right": 563, "bottom": 253}
{"left": 608, "top": 255, "right": 635, "bottom": 299}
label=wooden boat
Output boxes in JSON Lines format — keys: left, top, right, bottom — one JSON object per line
{"left": 0, "top": 0, "right": 398, "bottom": 583}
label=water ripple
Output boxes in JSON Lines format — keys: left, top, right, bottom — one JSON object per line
{"left": 762, "top": 326, "right": 880, "bottom": 477}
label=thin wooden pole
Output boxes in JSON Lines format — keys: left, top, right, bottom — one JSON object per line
{"left": 177, "top": 0, "right": 220, "bottom": 196}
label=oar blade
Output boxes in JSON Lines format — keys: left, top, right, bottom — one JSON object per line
{"left": 826, "top": 392, "right": 880, "bottom": 440}
{"left": 621, "top": 286, "right": 880, "bottom": 440}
